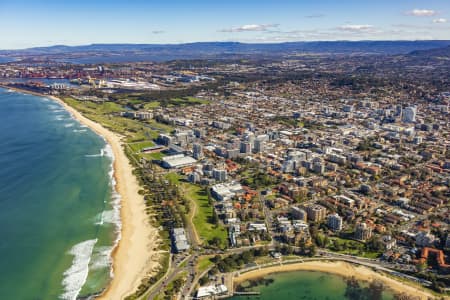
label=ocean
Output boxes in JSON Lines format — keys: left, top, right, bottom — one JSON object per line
{"left": 0, "top": 88, "right": 119, "bottom": 299}
{"left": 229, "top": 270, "right": 396, "bottom": 300}
{"left": 0, "top": 56, "right": 16, "bottom": 63}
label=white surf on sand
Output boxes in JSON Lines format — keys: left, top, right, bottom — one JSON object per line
{"left": 60, "top": 239, "right": 98, "bottom": 300}
{"left": 85, "top": 145, "right": 107, "bottom": 157}
{"left": 103, "top": 142, "right": 122, "bottom": 278}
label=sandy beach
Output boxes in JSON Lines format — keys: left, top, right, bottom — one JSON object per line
{"left": 47, "top": 95, "right": 161, "bottom": 299}
{"left": 0, "top": 85, "right": 161, "bottom": 300}
{"left": 234, "top": 261, "right": 441, "bottom": 300}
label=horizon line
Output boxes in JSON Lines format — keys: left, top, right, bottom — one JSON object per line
{"left": 2, "top": 39, "right": 450, "bottom": 52}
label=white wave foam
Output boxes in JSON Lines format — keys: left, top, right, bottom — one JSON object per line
{"left": 73, "top": 129, "right": 87, "bottom": 133}
{"left": 86, "top": 144, "right": 114, "bottom": 158}
{"left": 95, "top": 207, "right": 120, "bottom": 226}
{"left": 55, "top": 115, "right": 66, "bottom": 121}
{"left": 85, "top": 147, "right": 106, "bottom": 157}
{"left": 103, "top": 144, "right": 114, "bottom": 160}
{"left": 90, "top": 246, "right": 113, "bottom": 270}
{"left": 64, "top": 123, "right": 75, "bottom": 128}
{"left": 60, "top": 239, "right": 97, "bottom": 300}
{"left": 105, "top": 146, "right": 122, "bottom": 279}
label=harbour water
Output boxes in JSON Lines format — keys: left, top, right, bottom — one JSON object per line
{"left": 0, "top": 88, "right": 119, "bottom": 299}
{"left": 229, "top": 270, "right": 395, "bottom": 300}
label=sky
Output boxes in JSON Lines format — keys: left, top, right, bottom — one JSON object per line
{"left": 0, "top": 0, "right": 449, "bottom": 49}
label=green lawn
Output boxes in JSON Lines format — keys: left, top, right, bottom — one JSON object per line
{"left": 328, "top": 237, "right": 381, "bottom": 259}
{"left": 196, "top": 255, "right": 214, "bottom": 274}
{"left": 128, "top": 141, "right": 155, "bottom": 153}
{"left": 141, "top": 152, "right": 165, "bottom": 161}
{"left": 185, "top": 96, "right": 210, "bottom": 104}
{"left": 336, "top": 249, "right": 380, "bottom": 259}
{"left": 146, "top": 120, "right": 174, "bottom": 133}
{"left": 165, "top": 172, "right": 183, "bottom": 185}
{"left": 63, "top": 97, "right": 156, "bottom": 143}
{"left": 143, "top": 101, "right": 161, "bottom": 109}
{"left": 183, "top": 183, "right": 227, "bottom": 248}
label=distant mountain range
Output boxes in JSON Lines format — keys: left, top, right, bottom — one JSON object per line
{"left": 408, "top": 45, "right": 450, "bottom": 58}
{"left": 2, "top": 41, "right": 450, "bottom": 62}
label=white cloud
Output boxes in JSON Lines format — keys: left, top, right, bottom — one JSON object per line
{"left": 219, "top": 24, "right": 279, "bottom": 32}
{"left": 433, "top": 18, "right": 447, "bottom": 23}
{"left": 337, "top": 24, "right": 374, "bottom": 32}
{"left": 406, "top": 9, "right": 437, "bottom": 17}
{"left": 152, "top": 30, "right": 164, "bottom": 34}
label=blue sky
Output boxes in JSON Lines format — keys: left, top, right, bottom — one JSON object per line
{"left": 0, "top": 0, "right": 449, "bottom": 49}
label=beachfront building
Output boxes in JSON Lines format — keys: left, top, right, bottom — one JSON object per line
{"left": 196, "top": 284, "right": 228, "bottom": 299}
{"left": 172, "top": 228, "right": 190, "bottom": 253}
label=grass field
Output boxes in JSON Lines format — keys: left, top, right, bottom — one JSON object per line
{"left": 182, "top": 183, "right": 227, "bottom": 248}
{"left": 171, "top": 97, "right": 210, "bottom": 105}
{"left": 196, "top": 255, "right": 214, "bottom": 274}
{"left": 146, "top": 120, "right": 174, "bottom": 133}
{"left": 328, "top": 237, "right": 381, "bottom": 259}
{"left": 141, "top": 152, "right": 165, "bottom": 161}
{"left": 143, "top": 101, "right": 161, "bottom": 109}
{"left": 63, "top": 97, "right": 155, "bottom": 142}
{"left": 63, "top": 97, "right": 175, "bottom": 144}
{"left": 165, "top": 172, "right": 183, "bottom": 185}
{"left": 128, "top": 141, "right": 155, "bottom": 152}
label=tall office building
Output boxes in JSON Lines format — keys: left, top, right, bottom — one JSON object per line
{"left": 254, "top": 139, "right": 265, "bottom": 153}
{"left": 193, "top": 143, "right": 204, "bottom": 160}
{"left": 402, "top": 106, "right": 417, "bottom": 123}
{"left": 327, "top": 213, "right": 343, "bottom": 231}
{"left": 240, "top": 141, "right": 252, "bottom": 154}
{"left": 213, "top": 169, "right": 227, "bottom": 182}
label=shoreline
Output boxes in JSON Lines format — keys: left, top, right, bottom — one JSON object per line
{"left": 234, "top": 261, "right": 441, "bottom": 300}
{"left": 1, "top": 86, "right": 161, "bottom": 299}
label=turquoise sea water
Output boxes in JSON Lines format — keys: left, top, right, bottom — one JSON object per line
{"left": 229, "top": 270, "right": 395, "bottom": 300}
{"left": 0, "top": 88, "right": 119, "bottom": 299}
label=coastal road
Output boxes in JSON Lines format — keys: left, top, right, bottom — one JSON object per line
{"left": 146, "top": 254, "right": 197, "bottom": 300}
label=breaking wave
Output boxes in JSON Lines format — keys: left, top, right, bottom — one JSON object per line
{"left": 60, "top": 239, "right": 97, "bottom": 300}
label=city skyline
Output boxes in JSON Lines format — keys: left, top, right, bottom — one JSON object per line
{"left": 1, "top": 0, "right": 450, "bottom": 49}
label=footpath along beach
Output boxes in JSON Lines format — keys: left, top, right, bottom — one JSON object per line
{"left": 3, "top": 86, "right": 161, "bottom": 299}
{"left": 234, "top": 260, "right": 441, "bottom": 300}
